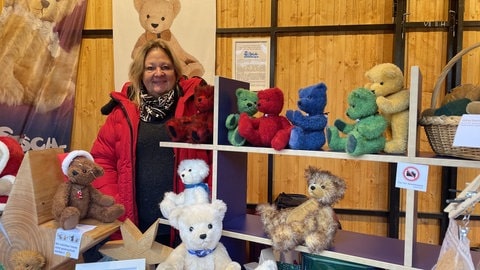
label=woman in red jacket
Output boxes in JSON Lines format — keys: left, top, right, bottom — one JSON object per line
{"left": 89, "top": 39, "right": 211, "bottom": 250}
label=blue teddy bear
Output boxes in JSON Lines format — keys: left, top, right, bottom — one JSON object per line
{"left": 286, "top": 82, "right": 328, "bottom": 150}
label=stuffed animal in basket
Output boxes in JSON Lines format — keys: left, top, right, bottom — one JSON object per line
{"left": 52, "top": 150, "right": 125, "bottom": 230}
{"left": 156, "top": 200, "right": 241, "bottom": 270}
{"left": 327, "top": 87, "right": 388, "bottom": 156}
{"left": 10, "top": 249, "right": 46, "bottom": 270}
{"left": 160, "top": 159, "right": 210, "bottom": 219}
{"left": 421, "top": 84, "right": 480, "bottom": 116}
{"left": 132, "top": 0, "right": 204, "bottom": 77}
{"left": 364, "top": 63, "right": 409, "bottom": 154}
{"left": 225, "top": 88, "right": 258, "bottom": 146}
{"left": 0, "top": 136, "right": 24, "bottom": 212}
{"left": 238, "top": 87, "right": 292, "bottom": 150}
{"left": 286, "top": 82, "right": 328, "bottom": 150}
{"left": 256, "top": 166, "right": 346, "bottom": 253}
{"left": 166, "top": 84, "right": 214, "bottom": 143}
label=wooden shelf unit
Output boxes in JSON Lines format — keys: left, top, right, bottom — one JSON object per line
{"left": 160, "top": 67, "right": 480, "bottom": 269}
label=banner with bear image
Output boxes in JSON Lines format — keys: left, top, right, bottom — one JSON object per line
{"left": 0, "top": 0, "right": 88, "bottom": 152}
{"left": 112, "top": 0, "right": 216, "bottom": 89}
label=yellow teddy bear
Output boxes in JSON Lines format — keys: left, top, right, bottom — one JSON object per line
{"left": 365, "top": 63, "right": 409, "bottom": 154}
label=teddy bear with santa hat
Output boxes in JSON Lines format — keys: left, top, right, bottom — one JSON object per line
{"left": 0, "top": 136, "right": 24, "bottom": 212}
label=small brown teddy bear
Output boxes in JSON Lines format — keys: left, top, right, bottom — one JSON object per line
{"left": 257, "top": 166, "right": 346, "bottom": 253}
{"left": 10, "top": 250, "right": 46, "bottom": 270}
{"left": 52, "top": 150, "right": 125, "bottom": 230}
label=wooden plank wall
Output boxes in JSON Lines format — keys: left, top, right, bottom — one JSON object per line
{"left": 2, "top": 0, "right": 479, "bottom": 247}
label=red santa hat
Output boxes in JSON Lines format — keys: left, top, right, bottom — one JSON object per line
{"left": 0, "top": 136, "right": 24, "bottom": 179}
{"left": 58, "top": 150, "right": 94, "bottom": 175}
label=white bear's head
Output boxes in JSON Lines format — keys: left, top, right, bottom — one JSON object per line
{"left": 177, "top": 159, "right": 209, "bottom": 185}
{"left": 169, "top": 200, "right": 227, "bottom": 252}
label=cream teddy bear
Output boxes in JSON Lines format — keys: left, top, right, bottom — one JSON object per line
{"left": 132, "top": 0, "right": 205, "bottom": 78}
{"left": 365, "top": 63, "right": 409, "bottom": 154}
{"left": 160, "top": 159, "right": 210, "bottom": 219}
{"left": 156, "top": 200, "right": 241, "bottom": 270}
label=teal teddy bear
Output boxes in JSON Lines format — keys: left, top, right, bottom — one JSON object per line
{"left": 327, "top": 87, "right": 387, "bottom": 156}
{"left": 225, "top": 88, "right": 258, "bottom": 146}
{"left": 286, "top": 82, "right": 328, "bottom": 150}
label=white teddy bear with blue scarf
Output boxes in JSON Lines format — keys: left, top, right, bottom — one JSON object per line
{"left": 156, "top": 200, "right": 241, "bottom": 270}
{"left": 160, "top": 159, "right": 210, "bottom": 219}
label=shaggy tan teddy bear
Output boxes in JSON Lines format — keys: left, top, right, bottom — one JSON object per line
{"left": 257, "top": 166, "right": 346, "bottom": 253}
{"left": 52, "top": 150, "right": 125, "bottom": 230}
{"left": 0, "top": 0, "right": 85, "bottom": 112}
{"left": 365, "top": 63, "right": 409, "bottom": 154}
{"left": 10, "top": 250, "right": 46, "bottom": 270}
{"left": 132, "top": 0, "right": 204, "bottom": 78}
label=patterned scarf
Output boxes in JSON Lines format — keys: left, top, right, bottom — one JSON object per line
{"left": 139, "top": 85, "right": 178, "bottom": 122}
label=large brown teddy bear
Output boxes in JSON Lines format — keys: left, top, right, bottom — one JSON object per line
{"left": 256, "top": 166, "right": 346, "bottom": 253}
{"left": 52, "top": 150, "right": 125, "bottom": 230}
{"left": 238, "top": 87, "right": 292, "bottom": 150}
{"left": 0, "top": 0, "right": 86, "bottom": 112}
{"left": 364, "top": 63, "right": 409, "bottom": 154}
{"left": 132, "top": 0, "right": 204, "bottom": 78}
{"left": 166, "top": 84, "right": 214, "bottom": 143}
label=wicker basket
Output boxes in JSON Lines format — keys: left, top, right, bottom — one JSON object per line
{"left": 418, "top": 42, "right": 480, "bottom": 161}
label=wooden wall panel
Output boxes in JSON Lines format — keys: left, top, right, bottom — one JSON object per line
{"left": 70, "top": 38, "right": 114, "bottom": 150}
{"left": 83, "top": 0, "right": 112, "bottom": 29}
{"left": 277, "top": 0, "right": 393, "bottom": 26}
{"left": 217, "top": 0, "right": 271, "bottom": 28}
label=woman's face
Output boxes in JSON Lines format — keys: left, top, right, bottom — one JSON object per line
{"left": 142, "top": 48, "right": 177, "bottom": 98}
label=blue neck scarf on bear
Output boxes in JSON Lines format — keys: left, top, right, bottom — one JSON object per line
{"left": 188, "top": 247, "right": 216, "bottom": 257}
{"left": 184, "top": 182, "right": 209, "bottom": 193}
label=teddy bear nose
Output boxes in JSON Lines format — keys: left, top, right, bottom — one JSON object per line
{"left": 200, "top": 234, "right": 207, "bottom": 240}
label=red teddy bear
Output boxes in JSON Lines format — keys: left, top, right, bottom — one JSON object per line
{"left": 166, "top": 84, "right": 214, "bottom": 143}
{"left": 238, "top": 87, "right": 292, "bottom": 150}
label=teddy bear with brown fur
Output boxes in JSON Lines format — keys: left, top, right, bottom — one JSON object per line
{"left": 166, "top": 84, "right": 214, "bottom": 143}
{"left": 256, "top": 166, "right": 346, "bottom": 253}
{"left": 364, "top": 63, "right": 409, "bottom": 154}
{"left": 238, "top": 87, "right": 292, "bottom": 150}
{"left": 52, "top": 150, "right": 125, "bottom": 230}
{"left": 132, "top": 0, "right": 204, "bottom": 78}
{"left": 0, "top": 0, "right": 86, "bottom": 112}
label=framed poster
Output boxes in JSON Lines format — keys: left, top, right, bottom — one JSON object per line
{"left": 232, "top": 38, "right": 271, "bottom": 91}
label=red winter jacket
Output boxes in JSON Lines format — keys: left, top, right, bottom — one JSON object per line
{"left": 90, "top": 77, "right": 212, "bottom": 229}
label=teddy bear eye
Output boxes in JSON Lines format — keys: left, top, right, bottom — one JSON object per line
{"left": 161, "top": 17, "right": 165, "bottom": 21}
{"left": 189, "top": 226, "right": 194, "bottom": 232}
{"left": 208, "top": 224, "right": 213, "bottom": 229}
{"left": 380, "top": 82, "right": 384, "bottom": 85}
{"left": 146, "top": 15, "right": 150, "bottom": 19}
{"left": 321, "top": 185, "right": 326, "bottom": 189}
{"left": 188, "top": 169, "right": 192, "bottom": 172}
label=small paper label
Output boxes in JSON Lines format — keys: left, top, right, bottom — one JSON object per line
{"left": 453, "top": 114, "right": 480, "bottom": 148}
{"left": 53, "top": 224, "right": 96, "bottom": 259}
{"left": 395, "top": 162, "right": 429, "bottom": 192}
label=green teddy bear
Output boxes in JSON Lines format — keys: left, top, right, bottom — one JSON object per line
{"left": 327, "top": 87, "right": 387, "bottom": 156}
{"left": 225, "top": 88, "right": 258, "bottom": 146}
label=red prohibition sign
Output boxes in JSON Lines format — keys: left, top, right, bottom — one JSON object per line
{"left": 403, "top": 166, "right": 420, "bottom": 181}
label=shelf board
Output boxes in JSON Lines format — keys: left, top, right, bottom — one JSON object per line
{"left": 221, "top": 214, "right": 480, "bottom": 270}
{"left": 160, "top": 141, "right": 480, "bottom": 169}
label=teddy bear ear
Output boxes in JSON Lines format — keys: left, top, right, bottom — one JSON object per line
{"left": 211, "top": 199, "right": 227, "bottom": 218}
{"left": 168, "top": 206, "right": 183, "bottom": 229}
